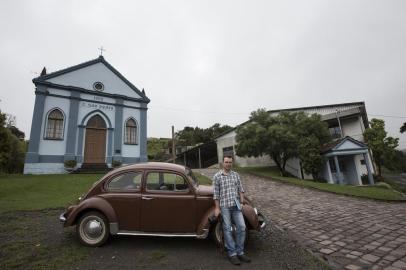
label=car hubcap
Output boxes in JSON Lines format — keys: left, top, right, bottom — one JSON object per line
{"left": 80, "top": 216, "right": 105, "bottom": 244}
{"left": 85, "top": 220, "right": 103, "bottom": 237}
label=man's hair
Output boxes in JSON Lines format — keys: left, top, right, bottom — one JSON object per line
{"left": 223, "top": 155, "right": 233, "bottom": 161}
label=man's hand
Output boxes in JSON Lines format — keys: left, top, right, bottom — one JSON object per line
{"left": 214, "top": 207, "right": 221, "bottom": 217}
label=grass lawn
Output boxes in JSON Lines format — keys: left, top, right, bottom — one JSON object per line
{"left": 0, "top": 172, "right": 211, "bottom": 213}
{"left": 0, "top": 172, "right": 212, "bottom": 269}
{"left": 193, "top": 171, "right": 212, "bottom": 185}
{"left": 236, "top": 166, "right": 406, "bottom": 201}
{"left": 0, "top": 174, "right": 102, "bottom": 213}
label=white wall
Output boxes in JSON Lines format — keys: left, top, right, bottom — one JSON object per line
{"left": 216, "top": 130, "right": 274, "bottom": 167}
{"left": 341, "top": 117, "right": 365, "bottom": 142}
{"left": 47, "top": 88, "right": 71, "bottom": 97}
{"left": 47, "top": 62, "right": 141, "bottom": 98}
{"left": 285, "top": 158, "right": 301, "bottom": 178}
{"left": 24, "top": 163, "right": 66, "bottom": 174}
{"left": 38, "top": 96, "right": 70, "bottom": 155}
{"left": 81, "top": 93, "right": 116, "bottom": 104}
{"left": 77, "top": 100, "right": 115, "bottom": 127}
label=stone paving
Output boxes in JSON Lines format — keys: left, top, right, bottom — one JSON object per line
{"left": 198, "top": 169, "right": 406, "bottom": 270}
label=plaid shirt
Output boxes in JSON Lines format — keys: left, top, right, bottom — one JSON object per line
{"left": 213, "top": 170, "right": 245, "bottom": 208}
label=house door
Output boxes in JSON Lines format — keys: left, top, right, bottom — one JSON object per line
{"left": 84, "top": 115, "right": 107, "bottom": 163}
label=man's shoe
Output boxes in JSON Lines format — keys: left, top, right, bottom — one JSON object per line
{"left": 229, "top": 256, "right": 241, "bottom": 265}
{"left": 237, "top": 254, "right": 251, "bottom": 263}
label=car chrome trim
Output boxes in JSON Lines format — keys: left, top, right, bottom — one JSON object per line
{"left": 110, "top": 223, "right": 119, "bottom": 234}
{"left": 258, "top": 212, "right": 266, "bottom": 229}
{"left": 141, "top": 196, "right": 154, "bottom": 200}
{"left": 117, "top": 231, "right": 198, "bottom": 237}
{"left": 59, "top": 213, "right": 67, "bottom": 223}
{"left": 253, "top": 207, "right": 258, "bottom": 215}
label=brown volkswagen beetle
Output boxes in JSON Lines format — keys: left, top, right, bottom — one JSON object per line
{"left": 60, "top": 162, "right": 266, "bottom": 246}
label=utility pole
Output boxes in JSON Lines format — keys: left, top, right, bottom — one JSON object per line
{"left": 335, "top": 109, "right": 343, "bottom": 138}
{"left": 172, "top": 126, "right": 176, "bottom": 163}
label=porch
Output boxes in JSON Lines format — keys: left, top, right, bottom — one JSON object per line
{"left": 321, "top": 137, "right": 375, "bottom": 185}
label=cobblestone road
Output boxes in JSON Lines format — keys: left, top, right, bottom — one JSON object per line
{"left": 198, "top": 169, "right": 406, "bottom": 270}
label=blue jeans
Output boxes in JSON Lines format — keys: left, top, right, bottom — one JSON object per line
{"left": 221, "top": 206, "right": 246, "bottom": 257}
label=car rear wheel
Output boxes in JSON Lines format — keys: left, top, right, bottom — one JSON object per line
{"left": 77, "top": 211, "right": 109, "bottom": 247}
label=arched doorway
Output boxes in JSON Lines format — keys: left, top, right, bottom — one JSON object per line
{"left": 84, "top": 115, "right": 107, "bottom": 164}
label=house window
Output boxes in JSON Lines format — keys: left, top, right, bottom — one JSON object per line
{"left": 45, "top": 109, "right": 64, "bottom": 139}
{"left": 223, "top": 146, "right": 234, "bottom": 157}
{"left": 125, "top": 118, "right": 137, "bottom": 144}
{"left": 329, "top": 126, "right": 342, "bottom": 139}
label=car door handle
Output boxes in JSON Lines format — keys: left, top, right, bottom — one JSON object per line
{"left": 142, "top": 196, "right": 154, "bottom": 200}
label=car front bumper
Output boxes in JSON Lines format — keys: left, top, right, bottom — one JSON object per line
{"left": 258, "top": 212, "right": 266, "bottom": 229}
{"left": 59, "top": 212, "right": 67, "bottom": 223}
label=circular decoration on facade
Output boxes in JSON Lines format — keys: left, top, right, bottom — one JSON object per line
{"left": 93, "top": 82, "right": 104, "bottom": 91}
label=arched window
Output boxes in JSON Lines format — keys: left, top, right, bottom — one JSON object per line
{"left": 125, "top": 118, "right": 137, "bottom": 144}
{"left": 45, "top": 109, "right": 64, "bottom": 139}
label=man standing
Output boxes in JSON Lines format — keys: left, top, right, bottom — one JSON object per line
{"left": 213, "top": 155, "right": 251, "bottom": 265}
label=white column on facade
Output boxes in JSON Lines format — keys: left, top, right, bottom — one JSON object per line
{"left": 353, "top": 155, "right": 362, "bottom": 185}
{"left": 363, "top": 153, "right": 374, "bottom": 185}
{"left": 334, "top": 155, "right": 343, "bottom": 184}
{"left": 325, "top": 159, "right": 334, "bottom": 184}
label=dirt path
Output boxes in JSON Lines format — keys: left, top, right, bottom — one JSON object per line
{"left": 0, "top": 210, "right": 329, "bottom": 269}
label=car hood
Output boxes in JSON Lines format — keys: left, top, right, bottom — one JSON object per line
{"left": 196, "top": 185, "right": 213, "bottom": 196}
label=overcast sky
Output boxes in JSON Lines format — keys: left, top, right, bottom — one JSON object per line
{"left": 1, "top": 0, "right": 405, "bottom": 148}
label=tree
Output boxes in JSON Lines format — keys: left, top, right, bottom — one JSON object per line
{"left": 235, "top": 109, "right": 331, "bottom": 177}
{"left": 176, "top": 123, "right": 232, "bottom": 146}
{"left": 363, "top": 118, "right": 399, "bottom": 177}
{"left": 8, "top": 125, "right": 25, "bottom": 140}
{"left": 296, "top": 114, "right": 331, "bottom": 179}
{"left": 400, "top": 122, "right": 406, "bottom": 133}
{"left": 0, "top": 110, "right": 26, "bottom": 173}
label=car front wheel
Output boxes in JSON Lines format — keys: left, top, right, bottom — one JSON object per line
{"left": 77, "top": 211, "right": 109, "bottom": 247}
{"left": 211, "top": 221, "right": 248, "bottom": 248}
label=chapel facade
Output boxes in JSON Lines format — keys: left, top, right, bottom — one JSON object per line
{"left": 24, "top": 56, "right": 149, "bottom": 174}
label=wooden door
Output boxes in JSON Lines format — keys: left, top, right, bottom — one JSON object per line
{"left": 84, "top": 115, "right": 107, "bottom": 163}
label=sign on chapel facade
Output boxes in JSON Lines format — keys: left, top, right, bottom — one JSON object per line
{"left": 24, "top": 56, "right": 150, "bottom": 174}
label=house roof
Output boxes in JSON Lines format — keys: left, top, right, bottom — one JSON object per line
{"left": 214, "top": 101, "right": 367, "bottom": 140}
{"left": 320, "top": 136, "right": 368, "bottom": 154}
{"left": 33, "top": 56, "right": 150, "bottom": 103}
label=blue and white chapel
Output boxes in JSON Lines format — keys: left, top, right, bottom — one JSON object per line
{"left": 24, "top": 56, "right": 150, "bottom": 174}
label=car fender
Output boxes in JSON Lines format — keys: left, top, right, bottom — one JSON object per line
{"left": 65, "top": 196, "right": 117, "bottom": 227}
{"left": 242, "top": 204, "right": 260, "bottom": 230}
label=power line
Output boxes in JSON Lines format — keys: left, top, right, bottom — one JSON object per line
{"left": 149, "top": 106, "right": 406, "bottom": 119}
{"left": 369, "top": 114, "right": 406, "bottom": 119}
{"left": 149, "top": 106, "right": 250, "bottom": 115}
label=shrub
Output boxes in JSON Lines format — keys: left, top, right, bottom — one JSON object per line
{"left": 361, "top": 173, "right": 380, "bottom": 185}
{"left": 374, "top": 182, "right": 393, "bottom": 190}
{"left": 112, "top": 160, "right": 122, "bottom": 168}
{"left": 64, "top": 160, "right": 77, "bottom": 168}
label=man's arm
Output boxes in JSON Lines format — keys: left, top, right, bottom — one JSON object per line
{"left": 214, "top": 200, "right": 220, "bottom": 217}
{"left": 213, "top": 175, "right": 221, "bottom": 217}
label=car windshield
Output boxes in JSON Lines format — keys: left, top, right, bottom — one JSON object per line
{"left": 186, "top": 168, "right": 198, "bottom": 186}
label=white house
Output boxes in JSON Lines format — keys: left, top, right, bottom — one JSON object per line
{"left": 215, "top": 102, "right": 375, "bottom": 185}
{"left": 24, "top": 56, "right": 150, "bottom": 174}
